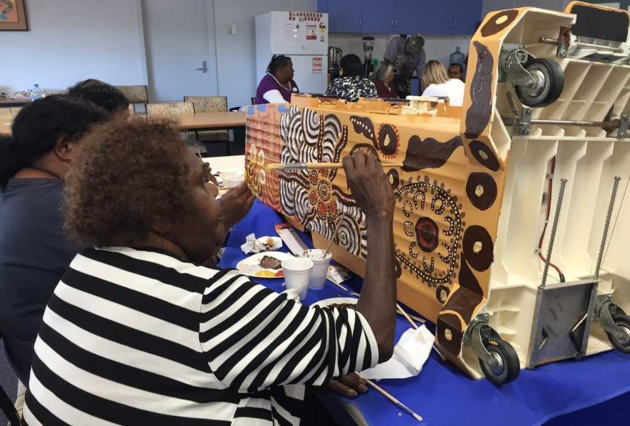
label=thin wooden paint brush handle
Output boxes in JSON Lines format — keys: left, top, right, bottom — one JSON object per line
{"left": 364, "top": 379, "right": 423, "bottom": 422}
{"left": 266, "top": 162, "right": 403, "bottom": 171}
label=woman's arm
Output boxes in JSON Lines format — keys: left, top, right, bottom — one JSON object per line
{"left": 262, "top": 90, "right": 288, "bottom": 104}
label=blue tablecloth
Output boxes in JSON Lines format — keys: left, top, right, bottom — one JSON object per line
{"left": 219, "top": 200, "right": 630, "bottom": 426}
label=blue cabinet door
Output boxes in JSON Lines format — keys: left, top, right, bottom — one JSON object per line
{"left": 361, "top": 0, "right": 395, "bottom": 34}
{"left": 417, "top": 0, "right": 453, "bottom": 35}
{"left": 452, "top": 0, "right": 483, "bottom": 34}
{"left": 392, "top": 0, "right": 423, "bottom": 35}
{"left": 319, "top": 0, "right": 363, "bottom": 33}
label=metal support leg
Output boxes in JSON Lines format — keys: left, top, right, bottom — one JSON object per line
{"left": 541, "top": 178, "right": 568, "bottom": 287}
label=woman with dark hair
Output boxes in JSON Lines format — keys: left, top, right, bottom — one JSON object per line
{"left": 326, "top": 54, "right": 377, "bottom": 102}
{"left": 23, "top": 116, "right": 398, "bottom": 425}
{"left": 254, "top": 55, "right": 300, "bottom": 104}
{"left": 67, "top": 79, "right": 130, "bottom": 113}
{"left": 0, "top": 95, "right": 109, "bottom": 387}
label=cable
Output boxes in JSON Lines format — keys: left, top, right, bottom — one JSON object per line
{"left": 538, "top": 157, "right": 566, "bottom": 282}
{"left": 600, "top": 176, "right": 630, "bottom": 272}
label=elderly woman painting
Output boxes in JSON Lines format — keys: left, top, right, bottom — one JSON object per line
{"left": 23, "top": 116, "right": 398, "bottom": 425}
{"left": 371, "top": 60, "right": 398, "bottom": 99}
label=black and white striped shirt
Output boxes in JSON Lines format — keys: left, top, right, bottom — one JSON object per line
{"left": 23, "top": 247, "right": 378, "bottom": 425}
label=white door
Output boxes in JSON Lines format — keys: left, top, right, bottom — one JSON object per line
{"left": 291, "top": 55, "right": 329, "bottom": 95}
{"left": 142, "top": 0, "right": 218, "bottom": 102}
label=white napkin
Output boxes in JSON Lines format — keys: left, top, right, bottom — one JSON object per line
{"left": 360, "top": 326, "right": 434, "bottom": 380}
{"left": 240, "top": 234, "right": 282, "bottom": 254}
{"left": 241, "top": 234, "right": 258, "bottom": 254}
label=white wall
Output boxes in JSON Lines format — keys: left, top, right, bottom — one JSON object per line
{"left": 0, "top": 0, "right": 147, "bottom": 95}
{"left": 329, "top": 33, "right": 472, "bottom": 68}
{"left": 212, "top": 0, "right": 317, "bottom": 108}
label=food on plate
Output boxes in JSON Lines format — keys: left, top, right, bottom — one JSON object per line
{"left": 327, "top": 303, "right": 356, "bottom": 310}
{"left": 259, "top": 255, "right": 283, "bottom": 270}
{"left": 254, "top": 270, "right": 285, "bottom": 278}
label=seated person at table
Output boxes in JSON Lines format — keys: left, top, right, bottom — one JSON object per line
{"left": 421, "top": 60, "right": 465, "bottom": 106}
{"left": 255, "top": 54, "right": 299, "bottom": 104}
{"left": 0, "top": 96, "right": 110, "bottom": 387}
{"left": 67, "top": 79, "right": 130, "bottom": 113}
{"left": 448, "top": 63, "right": 464, "bottom": 82}
{"left": 23, "top": 117, "right": 397, "bottom": 425}
{"left": 327, "top": 54, "right": 378, "bottom": 102}
{"left": 371, "top": 60, "right": 398, "bottom": 99}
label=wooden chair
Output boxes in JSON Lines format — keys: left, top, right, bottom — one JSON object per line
{"left": 183, "top": 96, "right": 230, "bottom": 144}
{"left": 146, "top": 102, "right": 194, "bottom": 115}
{"left": 116, "top": 85, "right": 148, "bottom": 113}
{"left": 146, "top": 102, "right": 207, "bottom": 155}
{"left": 0, "top": 107, "right": 21, "bottom": 121}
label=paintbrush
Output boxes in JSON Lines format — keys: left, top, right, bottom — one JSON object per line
{"left": 364, "top": 379, "right": 423, "bottom": 422}
{"left": 265, "top": 162, "right": 403, "bottom": 171}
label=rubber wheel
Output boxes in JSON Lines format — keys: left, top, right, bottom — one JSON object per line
{"left": 515, "top": 58, "right": 564, "bottom": 108}
{"left": 479, "top": 338, "right": 520, "bottom": 386}
{"left": 606, "top": 315, "right": 630, "bottom": 354}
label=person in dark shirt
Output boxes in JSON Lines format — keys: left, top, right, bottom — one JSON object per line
{"left": 327, "top": 54, "right": 377, "bottom": 102}
{"left": 0, "top": 96, "right": 110, "bottom": 385}
{"left": 67, "top": 79, "right": 130, "bottom": 113}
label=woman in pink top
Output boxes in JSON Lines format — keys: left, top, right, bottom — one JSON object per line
{"left": 255, "top": 55, "right": 300, "bottom": 104}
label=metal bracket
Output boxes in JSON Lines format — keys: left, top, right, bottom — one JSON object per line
{"left": 502, "top": 48, "right": 537, "bottom": 89}
{"left": 618, "top": 113, "right": 628, "bottom": 138}
{"left": 463, "top": 314, "right": 498, "bottom": 369}
{"left": 518, "top": 107, "right": 532, "bottom": 136}
{"left": 557, "top": 26, "right": 571, "bottom": 58}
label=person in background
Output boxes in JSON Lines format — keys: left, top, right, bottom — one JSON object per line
{"left": 0, "top": 96, "right": 110, "bottom": 389}
{"left": 383, "top": 34, "right": 426, "bottom": 98}
{"left": 421, "top": 60, "right": 466, "bottom": 107}
{"left": 327, "top": 54, "right": 378, "bottom": 102}
{"left": 255, "top": 55, "right": 299, "bottom": 104}
{"left": 67, "top": 79, "right": 130, "bottom": 113}
{"left": 371, "top": 60, "right": 398, "bottom": 99}
{"left": 23, "top": 116, "right": 397, "bottom": 425}
{"left": 448, "top": 63, "right": 464, "bottom": 82}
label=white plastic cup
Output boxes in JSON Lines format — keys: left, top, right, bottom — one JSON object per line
{"left": 282, "top": 258, "right": 313, "bottom": 300}
{"left": 301, "top": 249, "right": 332, "bottom": 290}
{"left": 225, "top": 174, "right": 245, "bottom": 188}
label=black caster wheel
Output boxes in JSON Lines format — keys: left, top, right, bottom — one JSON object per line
{"left": 479, "top": 338, "right": 520, "bottom": 386}
{"left": 515, "top": 58, "right": 564, "bottom": 108}
{"left": 606, "top": 314, "right": 630, "bottom": 354}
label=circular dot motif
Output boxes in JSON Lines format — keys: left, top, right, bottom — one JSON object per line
{"left": 378, "top": 124, "right": 400, "bottom": 157}
{"left": 463, "top": 225, "right": 494, "bottom": 272}
{"left": 415, "top": 217, "right": 439, "bottom": 253}
{"left": 466, "top": 172, "right": 497, "bottom": 211}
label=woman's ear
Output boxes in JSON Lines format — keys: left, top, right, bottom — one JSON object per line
{"left": 54, "top": 136, "right": 77, "bottom": 163}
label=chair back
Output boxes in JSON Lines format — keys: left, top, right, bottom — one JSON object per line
{"left": 146, "top": 102, "right": 194, "bottom": 116}
{"left": 0, "top": 108, "right": 21, "bottom": 121}
{"left": 0, "top": 331, "right": 21, "bottom": 426}
{"left": 115, "top": 85, "right": 149, "bottom": 104}
{"left": 183, "top": 96, "right": 227, "bottom": 113}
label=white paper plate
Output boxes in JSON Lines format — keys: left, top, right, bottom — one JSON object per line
{"left": 236, "top": 251, "right": 294, "bottom": 279}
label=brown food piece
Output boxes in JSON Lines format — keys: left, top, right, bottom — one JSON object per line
{"left": 327, "top": 303, "right": 357, "bottom": 310}
{"left": 259, "top": 256, "right": 283, "bottom": 270}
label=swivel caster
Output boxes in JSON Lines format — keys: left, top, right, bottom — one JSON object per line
{"left": 466, "top": 316, "right": 520, "bottom": 386}
{"left": 597, "top": 300, "right": 630, "bottom": 354}
{"left": 514, "top": 58, "right": 564, "bottom": 108}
